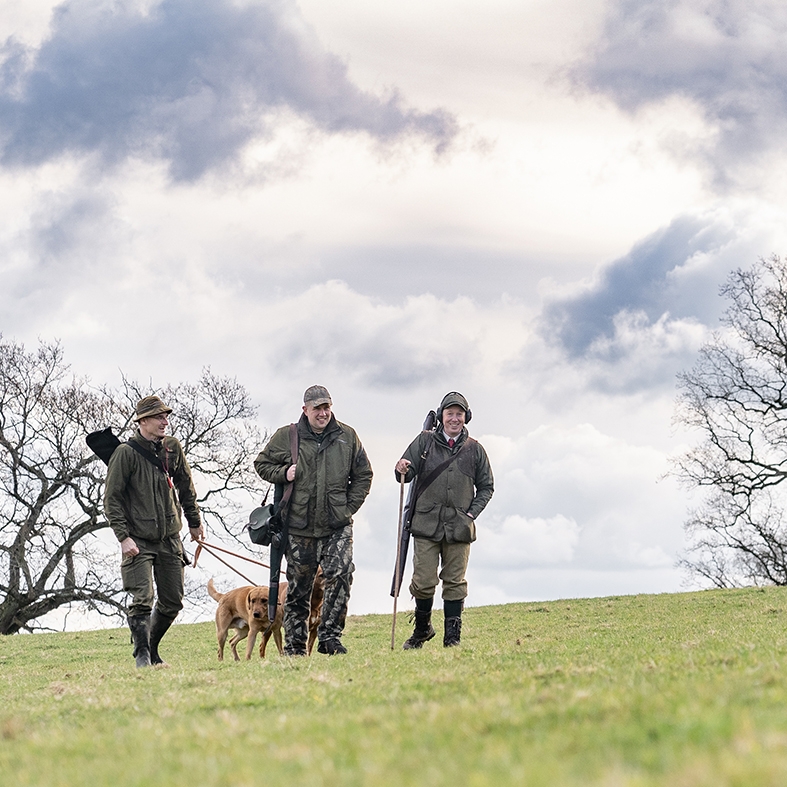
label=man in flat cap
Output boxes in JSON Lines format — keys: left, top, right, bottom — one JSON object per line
{"left": 255, "top": 386, "right": 373, "bottom": 655}
{"left": 395, "top": 392, "right": 494, "bottom": 648}
{"left": 105, "top": 395, "right": 204, "bottom": 667}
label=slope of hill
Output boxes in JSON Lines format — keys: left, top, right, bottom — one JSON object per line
{"left": 2, "top": 588, "right": 787, "bottom": 786}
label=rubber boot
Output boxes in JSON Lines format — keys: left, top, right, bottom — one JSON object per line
{"left": 149, "top": 609, "right": 176, "bottom": 666}
{"left": 128, "top": 614, "right": 152, "bottom": 668}
{"left": 444, "top": 616, "right": 462, "bottom": 647}
{"left": 403, "top": 610, "right": 436, "bottom": 650}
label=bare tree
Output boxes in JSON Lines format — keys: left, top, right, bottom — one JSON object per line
{"left": 673, "top": 254, "right": 787, "bottom": 587}
{"left": 0, "top": 337, "right": 267, "bottom": 634}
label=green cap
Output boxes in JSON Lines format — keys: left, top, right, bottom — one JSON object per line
{"left": 440, "top": 392, "right": 469, "bottom": 413}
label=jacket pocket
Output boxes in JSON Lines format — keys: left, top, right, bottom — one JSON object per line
{"left": 164, "top": 513, "right": 178, "bottom": 536}
{"left": 131, "top": 517, "right": 159, "bottom": 541}
{"left": 287, "top": 494, "right": 309, "bottom": 529}
{"left": 449, "top": 511, "right": 477, "bottom": 544}
{"left": 410, "top": 501, "right": 442, "bottom": 540}
{"left": 328, "top": 491, "right": 351, "bottom": 528}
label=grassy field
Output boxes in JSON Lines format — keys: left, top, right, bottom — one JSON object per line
{"left": 3, "top": 587, "right": 787, "bottom": 786}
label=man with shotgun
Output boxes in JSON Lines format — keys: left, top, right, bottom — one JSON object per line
{"left": 104, "top": 396, "right": 204, "bottom": 668}
{"left": 394, "top": 392, "right": 494, "bottom": 648}
{"left": 254, "top": 386, "right": 373, "bottom": 656}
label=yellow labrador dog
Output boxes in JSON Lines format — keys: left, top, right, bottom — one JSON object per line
{"left": 307, "top": 567, "right": 325, "bottom": 656}
{"left": 207, "top": 579, "right": 287, "bottom": 661}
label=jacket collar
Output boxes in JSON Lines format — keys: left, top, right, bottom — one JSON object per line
{"left": 298, "top": 412, "right": 341, "bottom": 441}
{"left": 131, "top": 430, "right": 164, "bottom": 454}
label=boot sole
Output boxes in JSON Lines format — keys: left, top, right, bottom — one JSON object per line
{"left": 403, "top": 628, "right": 436, "bottom": 650}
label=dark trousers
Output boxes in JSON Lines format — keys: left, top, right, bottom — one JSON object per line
{"left": 120, "top": 534, "right": 185, "bottom": 618}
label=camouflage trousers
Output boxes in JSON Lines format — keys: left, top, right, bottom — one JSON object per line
{"left": 284, "top": 526, "right": 354, "bottom": 649}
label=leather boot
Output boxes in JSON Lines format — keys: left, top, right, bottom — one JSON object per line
{"left": 317, "top": 638, "right": 347, "bottom": 655}
{"left": 128, "top": 614, "right": 151, "bottom": 668}
{"left": 444, "top": 616, "right": 462, "bottom": 647}
{"left": 149, "top": 609, "right": 176, "bottom": 665}
{"left": 403, "top": 610, "right": 436, "bottom": 650}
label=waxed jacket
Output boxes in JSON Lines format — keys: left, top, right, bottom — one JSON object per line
{"left": 104, "top": 432, "right": 201, "bottom": 543}
{"left": 254, "top": 413, "right": 373, "bottom": 538}
{"left": 397, "top": 427, "right": 494, "bottom": 543}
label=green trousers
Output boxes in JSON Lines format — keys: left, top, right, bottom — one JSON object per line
{"left": 409, "top": 537, "right": 471, "bottom": 602}
{"left": 120, "top": 534, "right": 186, "bottom": 618}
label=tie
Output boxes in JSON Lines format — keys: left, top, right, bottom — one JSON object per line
{"left": 448, "top": 438, "right": 455, "bottom": 448}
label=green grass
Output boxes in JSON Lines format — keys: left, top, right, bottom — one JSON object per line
{"left": 4, "top": 587, "right": 787, "bottom": 786}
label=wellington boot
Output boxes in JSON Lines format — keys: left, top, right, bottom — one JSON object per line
{"left": 149, "top": 610, "right": 176, "bottom": 665}
{"left": 128, "top": 614, "right": 152, "bottom": 668}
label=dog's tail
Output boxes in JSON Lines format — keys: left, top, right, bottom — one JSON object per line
{"left": 207, "top": 578, "right": 223, "bottom": 602}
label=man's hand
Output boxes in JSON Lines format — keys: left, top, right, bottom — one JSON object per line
{"left": 120, "top": 537, "right": 139, "bottom": 558}
{"left": 395, "top": 458, "right": 411, "bottom": 476}
{"left": 286, "top": 463, "right": 297, "bottom": 482}
{"left": 188, "top": 525, "right": 204, "bottom": 542}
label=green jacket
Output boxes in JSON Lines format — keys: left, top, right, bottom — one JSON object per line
{"left": 254, "top": 414, "right": 373, "bottom": 538}
{"left": 397, "top": 428, "right": 494, "bottom": 543}
{"left": 104, "top": 433, "right": 202, "bottom": 543}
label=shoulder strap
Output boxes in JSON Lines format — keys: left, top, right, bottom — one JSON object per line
{"left": 278, "top": 423, "right": 299, "bottom": 516}
{"left": 414, "top": 437, "right": 476, "bottom": 500}
{"left": 127, "top": 439, "right": 171, "bottom": 477}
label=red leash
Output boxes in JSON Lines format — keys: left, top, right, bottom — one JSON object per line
{"left": 192, "top": 539, "right": 286, "bottom": 584}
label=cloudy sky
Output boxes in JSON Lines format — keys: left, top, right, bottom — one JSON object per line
{"left": 3, "top": 0, "right": 787, "bottom": 618}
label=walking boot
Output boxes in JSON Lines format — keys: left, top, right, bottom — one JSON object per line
{"left": 317, "top": 638, "right": 347, "bottom": 655}
{"left": 402, "top": 610, "right": 436, "bottom": 650}
{"left": 128, "top": 614, "right": 152, "bottom": 668}
{"left": 149, "top": 609, "right": 176, "bottom": 666}
{"left": 444, "top": 616, "right": 462, "bottom": 647}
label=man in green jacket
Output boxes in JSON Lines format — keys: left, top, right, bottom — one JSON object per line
{"left": 105, "top": 396, "right": 204, "bottom": 667}
{"left": 395, "top": 392, "right": 494, "bottom": 648}
{"left": 254, "top": 385, "right": 373, "bottom": 656}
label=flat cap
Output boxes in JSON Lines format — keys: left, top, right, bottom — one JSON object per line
{"left": 440, "top": 391, "right": 470, "bottom": 413}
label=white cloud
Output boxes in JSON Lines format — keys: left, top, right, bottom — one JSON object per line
{"left": 476, "top": 514, "right": 581, "bottom": 566}
{"left": 0, "top": 0, "right": 457, "bottom": 180}
{"left": 575, "top": 0, "right": 787, "bottom": 190}
{"left": 477, "top": 422, "right": 686, "bottom": 567}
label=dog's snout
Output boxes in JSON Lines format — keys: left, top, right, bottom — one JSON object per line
{"left": 253, "top": 611, "right": 262, "bottom": 618}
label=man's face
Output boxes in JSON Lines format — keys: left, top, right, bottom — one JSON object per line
{"left": 138, "top": 413, "right": 169, "bottom": 441}
{"left": 303, "top": 402, "right": 332, "bottom": 433}
{"left": 442, "top": 405, "right": 466, "bottom": 438}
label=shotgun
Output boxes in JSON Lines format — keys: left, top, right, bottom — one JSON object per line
{"left": 267, "top": 422, "right": 298, "bottom": 624}
{"left": 390, "top": 409, "right": 437, "bottom": 597}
